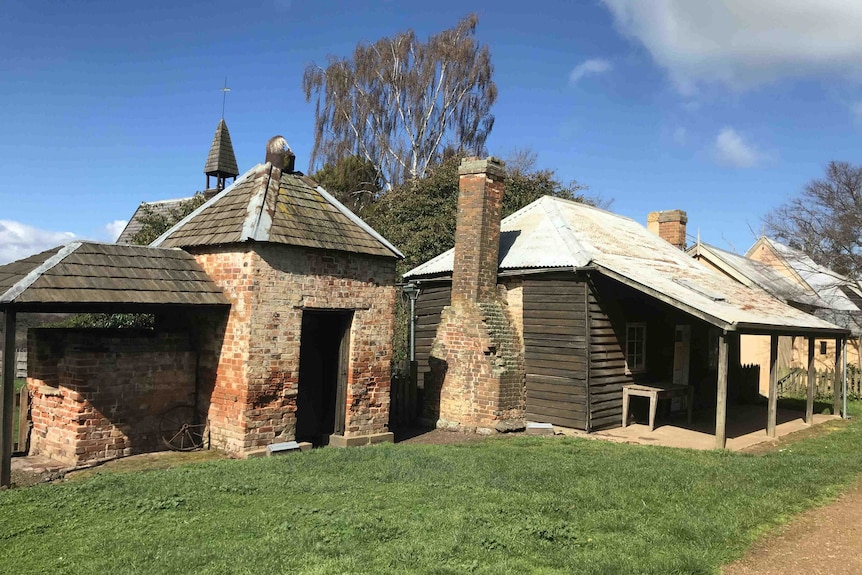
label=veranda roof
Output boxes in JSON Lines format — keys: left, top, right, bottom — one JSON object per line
{"left": 0, "top": 241, "right": 229, "bottom": 310}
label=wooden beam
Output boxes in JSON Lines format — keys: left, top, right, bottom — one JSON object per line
{"left": 806, "top": 336, "right": 815, "bottom": 424}
{"left": 767, "top": 334, "right": 778, "bottom": 438}
{"left": 1, "top": 310, "right": 16, "bottom": 488}
{"left": 834, "top": 337, "right": 843, "bottom": 418}
{"left": 715, "top": 331, "right": 729, "bottom": 449}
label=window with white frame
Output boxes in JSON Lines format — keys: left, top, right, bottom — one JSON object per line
{"left": 625, "top": 323, "right": 647, "bottom": 373}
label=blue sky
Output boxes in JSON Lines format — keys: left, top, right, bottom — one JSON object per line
{"left": 2, "top": 0, "right": 862, "bottom": 264}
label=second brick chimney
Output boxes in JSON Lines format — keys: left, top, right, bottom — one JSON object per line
{"left": 647, "top": 209, "right": 688, "bottom": 250}
{"left": 426, "top": 157, "right": 525, "bottom": 434}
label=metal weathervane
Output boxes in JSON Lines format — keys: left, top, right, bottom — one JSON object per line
{"left": 221, "top": 78, "right": 230, "bottom": 119}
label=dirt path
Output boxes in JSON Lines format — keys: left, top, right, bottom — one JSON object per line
{"left": 722, "top": 476, "right": 862, "bottom": 575}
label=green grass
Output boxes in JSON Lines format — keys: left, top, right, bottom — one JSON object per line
{"left": 2, "top": 403, "right": 862, "bottom": 575}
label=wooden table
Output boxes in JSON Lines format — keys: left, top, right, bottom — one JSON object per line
{"left": 622, "top": 383, "right": 693, "bottom": 432}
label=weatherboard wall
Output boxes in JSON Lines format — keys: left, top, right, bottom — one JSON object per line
{"left": 522, "top": 277, "right": 590, "bottom": 430}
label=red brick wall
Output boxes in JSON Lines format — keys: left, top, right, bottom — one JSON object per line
{"left": 192, "top": 244, "right": 396, "bottom": 453}
{"left": 192, "top": 248, "right": 255, "bottom": 451}
{"left": 428, "top": 157, "right": 525, "bottom": 432}
{"left": 27, "top": 329, "right": 196, "bottom": 466}
{"left": 452, "top": 158, "right": 506, "bottom": 304}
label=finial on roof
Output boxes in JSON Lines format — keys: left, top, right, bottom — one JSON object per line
{"left": 204, "top": 118, "right": 240, "bottom": 192}
{"left": 265, "top": 135, "right": 296, "bottom": 172}
{"left": 220, "top": 78, "right": 230, "bottom": 120}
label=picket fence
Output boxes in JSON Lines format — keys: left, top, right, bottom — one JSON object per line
{"left": 779, "top": 368, "right": 862, "bottom": 400}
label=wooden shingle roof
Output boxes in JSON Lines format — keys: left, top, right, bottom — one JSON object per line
{"left": 0, "top": 242, "right": 229, "bottom": 309}
{"left": 152, "top": 163, "right": 403, "bottom": 259}
{"left": 204, "top": 119, "right": 239, "bottom": 178}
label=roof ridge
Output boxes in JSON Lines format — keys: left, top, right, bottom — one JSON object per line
{"left": 0, "top": 241, "right": 82, "bottom": 303}
{"left": 151, "top": 163, "right": 264, "bottom": 247}
{"left": 313, "top": 184, "right": 404, "bottom": 259}
{"left": 540, "top": 197, "right": 593, "bottom": 266}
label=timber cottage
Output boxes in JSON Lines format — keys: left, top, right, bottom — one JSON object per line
{"left": 404, "top": 157, "right": 848, "bottom": 448}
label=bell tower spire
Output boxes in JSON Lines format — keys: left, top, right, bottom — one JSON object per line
{"left": 204, "top": 80, "right": 239, "bottom": 193}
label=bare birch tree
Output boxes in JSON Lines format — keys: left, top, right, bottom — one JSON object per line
{"left": 764, "top": 161, "right": 862, "bottom": 280}
{"left": 302, "top": 14, "right": 496, "bottom": 189}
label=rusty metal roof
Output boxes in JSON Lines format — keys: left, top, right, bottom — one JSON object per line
{"left": 405, "top": 196, "right": 846, "bottom": 335}
{"left": 0, "top": 241, "right": 229, "bottom": 308}
{"left": 152, "top": 163, "right": 402, "bottom": 259}
{"left": 204, "top": 118, "right": 239, "bottom": 178}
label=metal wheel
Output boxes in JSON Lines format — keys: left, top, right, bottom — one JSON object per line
{"left": 159, "top": 404, "right": 208, "bottom": 451}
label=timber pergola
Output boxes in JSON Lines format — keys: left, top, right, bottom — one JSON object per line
{"left": 595, "top": 265, "right": 850, "bottom": 449}
{"left": 714, "top": 325, "right": 848, "bottom": 450}
{"left": 0, "top": 241, "right": 229, "bottom": 488}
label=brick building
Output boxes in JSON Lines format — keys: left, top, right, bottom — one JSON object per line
{"left": 150, "top": 137, "right": 402, "bottom": 453}
{"left": 0, "top": 136, "right": 401, "bottom": 480}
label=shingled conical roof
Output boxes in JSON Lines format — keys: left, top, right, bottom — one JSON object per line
{"left": 204, "top": 119, "right": 239, "bottom": 178}
{"left": 151, "top": 161, "right": 402, "bottom": 259}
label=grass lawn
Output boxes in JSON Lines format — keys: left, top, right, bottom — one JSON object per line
{"left": 2, "top": 403, "right": 862, "bottom": 575}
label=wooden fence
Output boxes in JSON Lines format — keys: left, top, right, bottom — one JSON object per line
{"left": 779, "top": 368, "right": 862, "bottom": 400}
{"left": 13, "top": 385, "right": 30, "bottom": 453}
{"left": 390, "top": 360, "right": 419, "bottom": 429}
{"left": 0, "top": 348, "right": 28, "bottom": 379}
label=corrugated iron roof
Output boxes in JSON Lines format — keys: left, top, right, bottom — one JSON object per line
{"left": 152, "top": 163, "right": 403, "bottom": 259}
{"left": 688, "top": 242, "right": 824, "bottom": 308}
{"left": 405, "top": 196, "right": 846, "bottom": 334}
{"left": 0, "top": 242, "right": 229, "bottom": 308}
{"left": 747, "top": 237, "right": 862, "bottom": 334}
{"left": 204, "top": 118, "right": 239, "bottom": 178}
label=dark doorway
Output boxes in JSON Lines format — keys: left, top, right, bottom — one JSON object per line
{"left": 296, "top": 310, "right": 352, "bottom": 445}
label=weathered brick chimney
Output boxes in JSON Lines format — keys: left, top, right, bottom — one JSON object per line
{"left": 427, "top": 157, "right": 525, "bottom": 433}
{"left": 647, "top": 209, "right": 688, "bottom": 250}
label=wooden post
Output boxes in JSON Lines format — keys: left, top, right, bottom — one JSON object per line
{"left": 834, "top": 337, "right": 843, "bottom": 417}
{"left": 1, "top": 310, "right": 16, "bottom": 488}
{"left": 767, "top": 334, "right": 778, "bottom": 437}
{"left": 806, "top": 336, "right": 815, "bottom": 424}
{"left": 715, "top": 331, "right": 729, "bottom": 449}
{"left": 16, "top": 386, "right": 29, "bottom": 452}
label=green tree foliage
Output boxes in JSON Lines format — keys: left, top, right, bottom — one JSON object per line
{"left": 303, "top": 15, "right": 496, "bottom": 189}
{"left": 764, "top": 161, "right": 862, "bottom": 280}
{"left": 130, "top": 193, "right": 208, "bottom": 246}
{"left": 312, "top": 155, "right": 382, "bottom": 218}
{"left": 50, "top": 313, "right": 154, "bottom": 329}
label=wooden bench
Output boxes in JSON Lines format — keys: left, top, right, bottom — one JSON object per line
{"left": 622, "top": 383, "right": 693, "bottom": 432}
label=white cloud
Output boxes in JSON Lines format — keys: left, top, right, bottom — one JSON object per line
{"left": 105, "top": 220, "right": 127, "bottom": 242}
{"left": 713, "top": 127, "right": 763, "bottom": 168}
{"left": 601, "top": 0, "right": 862, "bottom": 93}
{"left": 0, "top": 220, "right": 76, "bottom": 265}
{"left": 569, "top": 58, "right": 613, "bottom": 85}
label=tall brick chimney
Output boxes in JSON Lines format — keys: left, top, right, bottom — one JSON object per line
{"left": 452, "top": 157, "right": 506, "bottom": 304}
{"left": 647, "top": 209, "right": 688, "bottom": 250}
{"left": 426, "top": 157, "right": 525, "bottom": 434}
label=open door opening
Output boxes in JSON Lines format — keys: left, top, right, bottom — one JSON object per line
{"left": 296, "top": 310, "right": 352, "bottom": 446}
